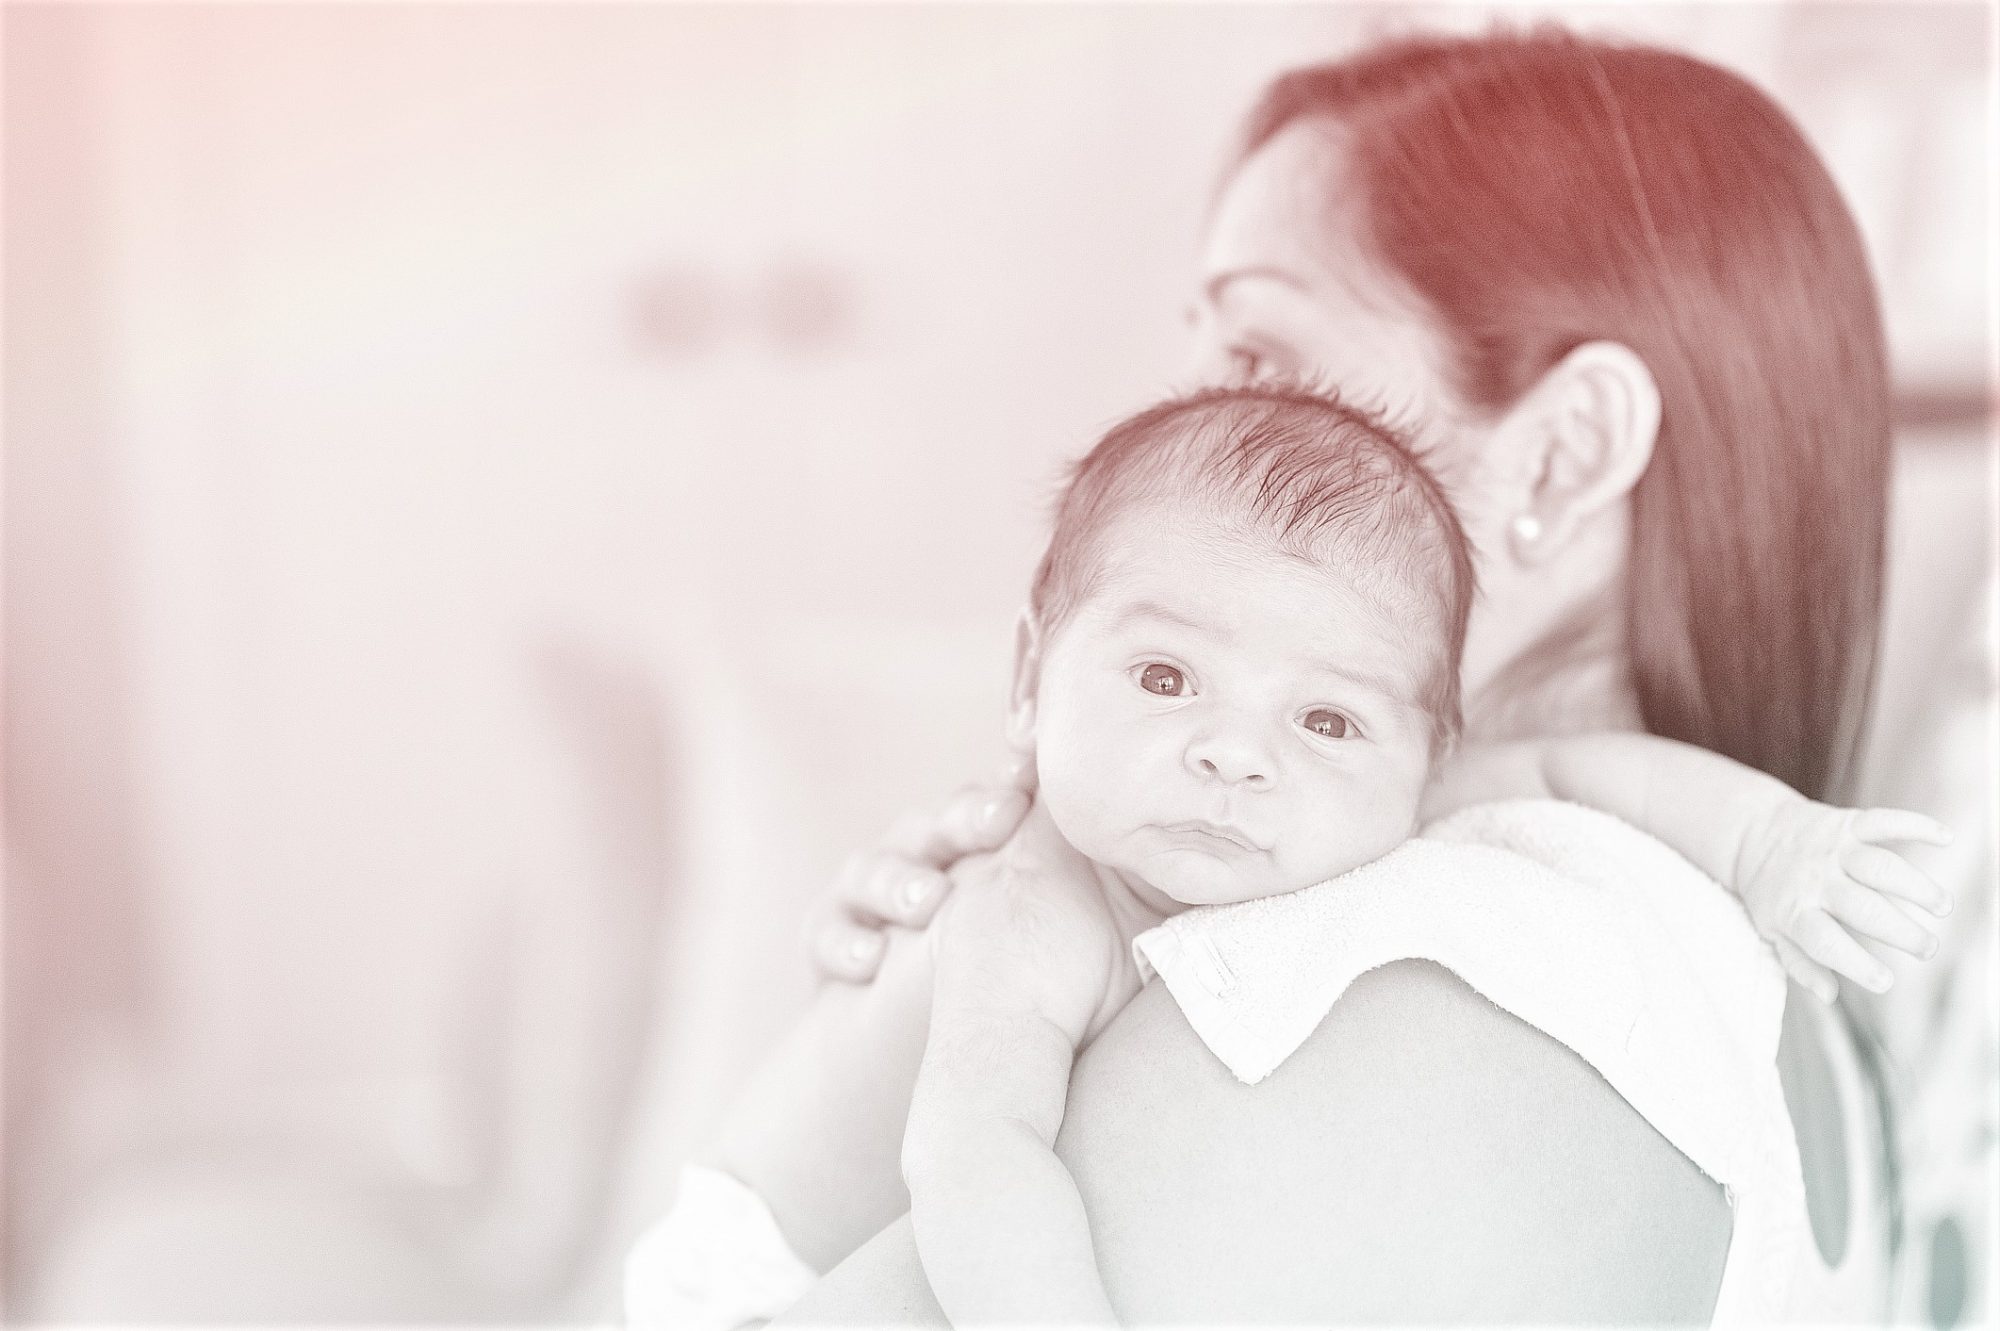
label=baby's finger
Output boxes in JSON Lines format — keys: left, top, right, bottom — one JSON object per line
{"left": 1841, "top": 843, "right": 1953, "bottom": 916}
{"left": 1827, "top": 879, "right": 1938, "bottom": 959}
{"left": 1851, "top": 808, "right": 1954, "bottom": 848}
{"left": 1775, "top": 937, "right": 1838, "bottom": 1005}
{"left": 1792, "top": 910, "right": 1894, "bottom": 994}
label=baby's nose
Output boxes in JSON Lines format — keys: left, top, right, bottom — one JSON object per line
{"left": 1188, "top": 738, "right": 1272, "bottom": 788}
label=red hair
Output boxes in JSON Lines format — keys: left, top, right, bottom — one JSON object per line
{"left": 1243, "top": 29, "right": 1891, "bottom": 799}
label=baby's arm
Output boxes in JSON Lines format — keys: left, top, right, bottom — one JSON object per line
{"left": 903, "top": 863, "right": 1119, "bottom": 1326}
{"left": 1426, "top": 733, "right": 1953, "bottom": 1001}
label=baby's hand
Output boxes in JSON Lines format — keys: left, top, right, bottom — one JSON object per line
{"left": 1735, "top": 803, "right": 1954, "bottom": 1003}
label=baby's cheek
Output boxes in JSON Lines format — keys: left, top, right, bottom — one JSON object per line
{"left": 1298, "top": 766, "right": 1425, "bottom": 877}
{"left": 1031, "top": 734, "right": 1128, "bottom": 861}
{"left": 1040, "top": 696, "right": 1157, "bottom": 804}
{"left": 1361, "top": 769, "right": 1430, "bottom": 853}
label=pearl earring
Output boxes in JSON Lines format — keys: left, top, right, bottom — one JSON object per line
{"left": 1510, "top": 513, "right": 1543, "bottom": 546}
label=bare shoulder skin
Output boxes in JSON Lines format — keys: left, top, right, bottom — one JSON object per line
{"left": 787, "top": 960, "right": 1736, "bottom": 1325}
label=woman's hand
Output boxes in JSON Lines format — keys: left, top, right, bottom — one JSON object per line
{"left": 808, "top": 755, "right": 1037, "bottom": 982}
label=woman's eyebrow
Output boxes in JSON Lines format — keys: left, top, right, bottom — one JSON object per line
{"left": 1204, "top": 265, "right": 1310, "bottom": 305}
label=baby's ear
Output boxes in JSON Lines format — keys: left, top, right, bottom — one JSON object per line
{"left": 1006, "top": 607, "right": 1043, "bottom": 754}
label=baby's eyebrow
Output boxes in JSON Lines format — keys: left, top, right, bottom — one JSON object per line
{"left": 1304, "top": 659, "right": 1415, "bottom": 707}
{"left": 1108, "top": 600, "right": 1210, "bottom": 635}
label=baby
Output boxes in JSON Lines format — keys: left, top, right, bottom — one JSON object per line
{"left": 638, "top": 384, "right": 1951, "bottom": 1328}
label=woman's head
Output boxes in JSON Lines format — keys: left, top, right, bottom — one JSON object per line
{"left": 1189, "top": 28, "right": 1891, "bottom": 799}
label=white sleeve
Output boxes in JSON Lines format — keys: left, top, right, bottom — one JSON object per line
{"left": 623, "top": 1165, "right": 819, "bottom": 1331}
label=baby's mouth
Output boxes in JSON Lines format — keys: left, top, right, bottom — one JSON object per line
{"left": 1159, "top": 820, "right": 1264, "bottom": 853}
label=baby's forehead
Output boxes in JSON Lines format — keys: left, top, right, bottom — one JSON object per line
{"left": 1076, "top": 509, "right": 1435, "bottom": 662}
{"left": 1087, "top": 500, "right": 1429, "bottom": 618}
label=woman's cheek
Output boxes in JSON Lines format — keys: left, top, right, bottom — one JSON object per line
{"left": 1417, "top": 423, "right": 1511, "bottom": 564}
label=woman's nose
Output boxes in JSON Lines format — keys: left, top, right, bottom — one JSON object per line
{"left": 1185, "top": 731, "right": 1273, "bottom": 789}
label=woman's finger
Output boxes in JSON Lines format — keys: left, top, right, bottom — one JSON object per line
{"left": 803, "top": 854, "right": 892, "bottom": 980}
{"left": 1826, "top": 879, "right": 1938, "bottom": 959}
{"left": 863, "top": 856, "right": 949, "bottom": 928}
{"left": 1841, "top": 843, "right": 1952, "bottom": 915}
{"left": 1851, "top": 807, "right": 1953, "bottom": 848}
{"left": 1775, "top": 937, "right": 1838, "bottom": 1004}
{"left": 1792, "top": 910, "right": 1894, "bottom": 994}
{"left": 883, "top": 784, "right": 1032, "bottom": 868}
{"left": 997, "top": 750, "right": 1039, "bottom": 795}
{"left": 808, "top": 768, "right": 1037, "bottom": 983}
{"left": 824, "top": 850, "right": 947, "bottom": 927}
{"left": 808, "top": 914, "right": 887, "bottom": 984}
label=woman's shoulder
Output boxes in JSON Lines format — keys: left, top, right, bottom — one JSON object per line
{"left": 1056, "top": 960, "right": 1732, "bottom": 1324}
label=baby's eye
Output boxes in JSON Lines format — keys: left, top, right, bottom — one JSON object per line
{"left": 1301, "top": 708, "right": 1352, "bottom": 739}
{"left": 1137, "top": 663, "right": 1189, "bottom": 697}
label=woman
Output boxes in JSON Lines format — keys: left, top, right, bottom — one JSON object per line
{"left": 706, "top": 28, "right": 1897, "bottom": 1324}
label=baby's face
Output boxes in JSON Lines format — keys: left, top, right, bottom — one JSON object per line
{"left": 1029, "top": 507, "right": 1437, "bottom": 908}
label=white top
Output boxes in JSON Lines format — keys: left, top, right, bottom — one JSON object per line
{"left": 1133, "top": 798, "right": 1892, "bottom": 1326}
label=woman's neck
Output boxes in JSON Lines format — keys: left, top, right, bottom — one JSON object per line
{"left": 1463, "top": 586, "right": 1643, "bottom": 743}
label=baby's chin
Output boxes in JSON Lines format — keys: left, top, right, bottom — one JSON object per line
{"left": 1132, "top": 845, "right": 1307, "bottom": 907}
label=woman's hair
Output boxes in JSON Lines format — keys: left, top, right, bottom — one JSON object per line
{"left": 1242, "top": 28, "right": 1891, "bottom": 799}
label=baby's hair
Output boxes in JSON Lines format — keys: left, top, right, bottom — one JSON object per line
{"left": 1029, "top": 383, "right": 1476, "bottom": 747}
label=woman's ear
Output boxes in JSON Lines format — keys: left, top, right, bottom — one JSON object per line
{"left": 1005, "top": 607, "right": 1044, "bottom": 754}
{"left": 1503, "top": 340, "right": 1661, "bottom": 565}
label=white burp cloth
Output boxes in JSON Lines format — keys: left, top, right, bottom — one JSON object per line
{"left": 624, "top": 1164, "right": 819, "bottom": 1331}
{"left": 1132, "top": 798, "right": 1815, "bottom": 1325}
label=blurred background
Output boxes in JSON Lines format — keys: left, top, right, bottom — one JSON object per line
{"left": 5, "top": 1, "right": 1994, "bottom": 1324}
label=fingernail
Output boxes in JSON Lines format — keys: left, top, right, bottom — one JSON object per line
{"left": 1925, "top": 937, "right": 1940, "bottom": 959}
{"left": 847, "top": 934, "right": 883, "bottom": 963}
{"left": 901, "top": 874, "right": 936, "bottom": 910}
{"left": 979, "top": 798, "right": 1006, "bottom": 830}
